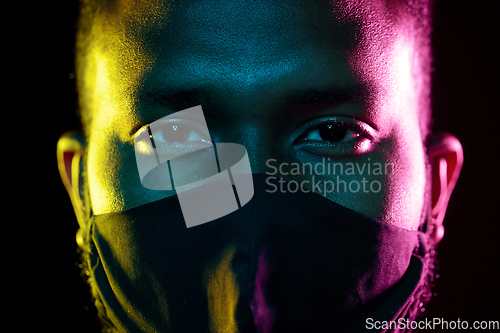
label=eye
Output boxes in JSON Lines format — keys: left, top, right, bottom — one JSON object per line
{"left": 294, "top": 117, "right": 376, "bottom": 156}
{"left": 135, "top": 119, "right": 212, "bottom": 160}
{"left": 302, "top": 122, "right": 359, "bottom": 143}
{"left": 152, "top": 122, "right": 211, "bottom": 144}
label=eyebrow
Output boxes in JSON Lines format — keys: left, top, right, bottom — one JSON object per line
{"left": 140, "top": 88, "right": 211, "bottom": 110}
{"left": 132, "top": 84, "right": 370, "bottom": 134}
{"left": 140, "top": 82, "right": 374, "bottom": 125}
{"left": 141, "top": 84, "right": 368, "bottom": 109}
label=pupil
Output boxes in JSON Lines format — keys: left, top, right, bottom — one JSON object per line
{"left": 162, "top": 124, "right": 190, "bottom": 142}
{"left": 318, "top": 123, "right": 347, "bottom": 142}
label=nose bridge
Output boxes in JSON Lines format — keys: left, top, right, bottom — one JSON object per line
{"left": 218, "top": 119, "right": 279, "bottom": 176}
{"left": 242, "top": 133, "right": 277, "bottom": 175}
{"left": 206, "top": 86, "right": 285, "bottom": 175}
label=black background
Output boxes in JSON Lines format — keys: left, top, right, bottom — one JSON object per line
{"left": 32, "top": 0, "right": 499, "bottom": 331}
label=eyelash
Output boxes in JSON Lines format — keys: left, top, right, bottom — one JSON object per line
{"left": 293, "top": 117, "right": 376, "bottom": 156}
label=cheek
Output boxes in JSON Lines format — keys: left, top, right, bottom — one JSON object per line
{"left": 379, "top": 130, "right": 427, "bottom": 231}
{"left": 378, "top": 63, "right": 428, "bottom": 229}
{"left": 347, "top": 38, "right": 427, "bottom": 231}
{"left": 86, "top": 52, "right": 171, "bottom": 215}
{"left": 87, "top": 127, "right": 171, "bottom": 215}
{"left": 87, "top": 129, "right": 129, "bottom": 215}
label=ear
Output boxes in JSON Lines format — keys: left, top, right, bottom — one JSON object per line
{"left": 427, "top": 132, "right": 464, "bottom": 244}
{"left": 57, "top": 131, "right": 89, "bottom": 248}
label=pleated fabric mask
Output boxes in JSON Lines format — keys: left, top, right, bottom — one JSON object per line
{"left": 87, "top": 174, "right": 428, "bottom": 333}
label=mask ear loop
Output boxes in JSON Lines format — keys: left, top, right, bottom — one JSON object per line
{"left": 414, "top": 138, "right": 437, "bottom": 259}
{"left": 74, "top": 149, "right": 94, "bottom": 254}
{"left": 75, "top": 156, "right": 116, "bottom": 329}
{"left": 410, "top": 156, "right": 437, "bottom": 324}
{"left": 71, "top": 150, "right": 115, "bottom": 328}
{"left": 391, "top": 226, "right": 435, "bottom": 332}
{"left": 87, "top": 221, "right": 117, "bottom": 330}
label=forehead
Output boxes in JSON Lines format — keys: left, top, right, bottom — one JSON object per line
{"left": 86, "top": 0, "right": 416, "bottom": 137}
{"left": 93, "top": 0, "right": 403, "bottom": 77}
{"left": 101, "top": 0, "right": 400, "bottom": 33}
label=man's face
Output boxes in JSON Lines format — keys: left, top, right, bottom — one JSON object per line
{"left": 85, "top": 0, "right": 427, "bottom": 231}
{"left": 59, "top": 1, "right": 466, "bottom": 330}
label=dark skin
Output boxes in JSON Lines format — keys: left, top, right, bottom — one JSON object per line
{"left": 58, "top": 0, "right": 463, "bottom": 330}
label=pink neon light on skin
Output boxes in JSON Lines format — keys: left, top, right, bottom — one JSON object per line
{"left": 251, "top": 249, "right": 275, "bottom": 333}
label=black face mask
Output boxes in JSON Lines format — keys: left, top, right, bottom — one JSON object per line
{"left": 87, "top": 174, "right": 428, "bottom": 333}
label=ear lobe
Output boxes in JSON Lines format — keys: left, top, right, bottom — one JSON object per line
{"left": 427, "top": 132, "right": 464, "bottom": 244}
